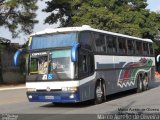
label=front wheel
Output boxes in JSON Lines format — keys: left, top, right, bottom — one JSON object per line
{"left": 142, "top": 75, "right": 149, "bottom": 91}
{"left": 137, "top": 75, "right": 143, "bottom": 93}
{"left": 94, "top": 81, "right": 105, "bottom": 104}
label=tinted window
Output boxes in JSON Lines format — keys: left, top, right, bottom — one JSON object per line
{"left": 106, "top": 35, "right": 117, "bottom": 54}
{"left": 79, "top": 54, "right": 88, "bottom": 74}
{"left": 94, "top": 33, "right": 106, "bottom": 52}
{"left": 136, "top": 41, "right": 142, "bottom": 54}
{"left": 88, "top": 55, "right": 94, "bottom": 74}
{"left": 79, "top": 31, "right": 92, "bottom": 50}
{"left": 78, "top": 50, "right": 94, "bottom": 77}
{"left": 118, "top": 37, "right": 127, "bottom": 54}
{"left": 149, "top": 43, "right": 154, "bottom": 55}
{"left": 143, "top": 42, "right": 149, "bottom": 55}
{"left": 127, "top": 39, "right": 134, "bottom": 54}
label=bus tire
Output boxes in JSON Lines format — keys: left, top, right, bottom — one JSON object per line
{"left": 94, "top": 81, "right": 105, "bottom": 104}
{"left": 142, "top": 75, "right": 149, "bottom": 91}
{"left": 102, "top": 82, "right": 107, "bottom": 102}
{"left": 137, "top": 75, "right": 143, "bottom": 93}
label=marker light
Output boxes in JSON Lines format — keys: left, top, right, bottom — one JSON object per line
{"left": 62, "top": 87, "right": 77, "bottom": 92}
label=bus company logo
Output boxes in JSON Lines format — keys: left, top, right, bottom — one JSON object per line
{"left": 46, "top": 87, "right": 51, "bottom": 92}
{"left": 31, "top": 52, "right": 47, "bottom": 57}
{"left": 117, "top": 58, "right": 153, "bottom": 88}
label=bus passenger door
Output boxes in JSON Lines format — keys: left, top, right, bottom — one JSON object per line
{"left": 78, "top": 49, "right": 95, "bottom": 101}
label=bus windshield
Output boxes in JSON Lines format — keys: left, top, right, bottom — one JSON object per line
{"left": 30, "top": 32, "right": 77, "bottom": 50}
{"left": 29, "top": 49, "right": 75, "bottom": 79}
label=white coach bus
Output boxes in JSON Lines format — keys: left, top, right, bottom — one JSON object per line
{"left": 14, "top": 25, "right": 155, "bottom": 104}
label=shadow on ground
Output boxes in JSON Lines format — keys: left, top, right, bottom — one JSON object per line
{"left": 41, "top": 100, "right": 94, "bottom": 108}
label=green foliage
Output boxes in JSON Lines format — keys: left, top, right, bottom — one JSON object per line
{"left": 154, "top": 30, "right": 160, "bottom": 48}
{"left": 43, "top": 0, "right": 160, "bottom": 40}
{"left": 153, "top": 42, "right": 159, "bottom": 50}
{"left": 0, "top": 0, "right": 38, "bottom": 38}
{"left": 0, "top": 44, "right": 4, "bottom": 52}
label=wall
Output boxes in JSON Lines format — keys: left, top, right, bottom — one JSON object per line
{"left": 0, "top": 44, "right": 25, "bottom": 83}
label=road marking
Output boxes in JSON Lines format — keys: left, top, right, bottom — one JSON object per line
{"left": 0, "top": 86, "right": 26, "bottom": 91}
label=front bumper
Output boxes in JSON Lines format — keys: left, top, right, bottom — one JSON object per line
{"left": 26, "top": 91, "right": 80, "bottom": 103}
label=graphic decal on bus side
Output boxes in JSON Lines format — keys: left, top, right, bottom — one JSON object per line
{"left": 117, "top": 58, "right": 153, "bottom": 88}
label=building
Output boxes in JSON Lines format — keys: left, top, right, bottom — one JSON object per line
{"left": 0, "top": 37, "right": 25, "bottom": 83}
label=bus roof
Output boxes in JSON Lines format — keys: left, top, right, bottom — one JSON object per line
{"left": 31, "top": 25, "right": 153, "bottom": 43}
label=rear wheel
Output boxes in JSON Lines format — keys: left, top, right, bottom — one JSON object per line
{"left": 137, "top": 75, "right": 143, "bottom": 93}
{"left": 142, "top": 75, "right": 149, "bottom": 91}
{"left": 94, "top": 81, "right": 105, "bottom": 104}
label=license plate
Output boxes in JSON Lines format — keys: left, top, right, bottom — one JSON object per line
{"left": 45, "top": 96, "right": 54, "bottom": 99}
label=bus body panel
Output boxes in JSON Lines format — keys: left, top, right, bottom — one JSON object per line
{"left": 94, "top": 55, "right": 155, "bottom": 95}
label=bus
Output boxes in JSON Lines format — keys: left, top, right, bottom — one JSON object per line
{"left": 14, "top": 25, "right": 155, "bottom": 104}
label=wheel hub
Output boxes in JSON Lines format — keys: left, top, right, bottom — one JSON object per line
{"left": 96, "top": 86, "right": 103, "bottom": 98}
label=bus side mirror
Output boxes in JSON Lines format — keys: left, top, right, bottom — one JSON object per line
{"left": 14, "top": 49, "right": 26, "bottom": 66}
{"left": 156, "top": 54, "right": 160, "bottom": 72}
{"left": 71, "top": 43, "right": 80, "bottom": 62}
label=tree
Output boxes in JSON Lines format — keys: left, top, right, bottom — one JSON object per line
{"left": 154, "top": 30, "right": 160, "bottom": 49}
{"left": 0, "top": 0, "right": 38, "bottom": 38}
{"left": 43, "top": 0, "right": 160, "bottom": 40}
{"left": 155, "top": 31, "right": 160, "bottom": 42}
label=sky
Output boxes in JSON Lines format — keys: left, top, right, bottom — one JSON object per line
{"left": 0, "top": 0, "right": 160, "bottom": 45}
{"left": 147, "top": 0, "right": 160, "bottom": 11}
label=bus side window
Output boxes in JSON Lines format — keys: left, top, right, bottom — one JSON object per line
{"left": 88, "top": 54, "right": 94, "bottom": 74}
{"left": 149, "top": 43, "right": 154, "bottom": 55}
{"left": 106, "top": 35, "right": 117, "bottom": 54}
{"left": 143, "top": 42, "right": 149, "bottom": 55}
{"left": 79, "top": 55, "right": 88, "bottom": 73}
{"left": 135, "top": 41, "right": 143, "bottom": 55}
{"left": 118, "top": 37, "right": 127, "bottom": 54}
{"left": 127, "top": 39, "right": 134, "bottom": 55}
{"left": 95, "top": 33, "right": 106, "bottom": 52}
{"left": 78, "top": 51, "right": 94, "bottom": 78}
{"left": 79, "top": 31, "right": 92, "bottom": 51}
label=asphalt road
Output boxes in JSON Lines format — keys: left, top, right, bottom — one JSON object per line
{"left": 0, "top": 80, "right": 160, "bottom": 120}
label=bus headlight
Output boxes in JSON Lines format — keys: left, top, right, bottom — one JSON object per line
{"left": 69, "top": 94, "right": 75, "bottom": 99}
{"left": 62, "top": 87, "right": 77, "bottom": 92}
{"left": 28, "top": 95, "right": 33, "bottom": 99}
{"left": 27, "top": 88, "right": 36, "bottom": 92}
